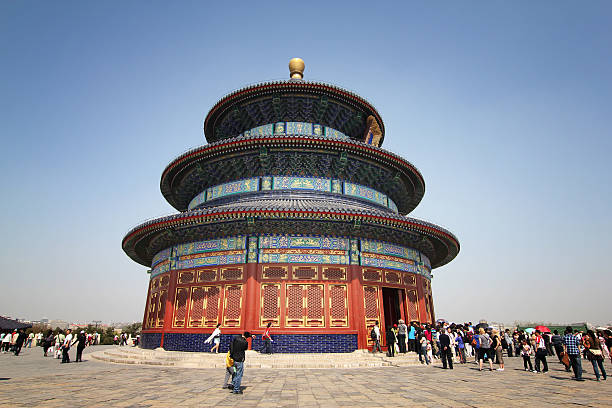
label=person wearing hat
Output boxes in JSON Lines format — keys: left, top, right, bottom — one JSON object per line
{"left": 75, "top": 330, "right": 87, "bottom": 362}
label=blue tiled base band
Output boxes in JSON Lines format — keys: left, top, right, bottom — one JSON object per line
{"left": 141, "top": 333, "right": 162, "bottom": 349}
{"left": 141, "top": 333, "right": 358, "bottom": 353}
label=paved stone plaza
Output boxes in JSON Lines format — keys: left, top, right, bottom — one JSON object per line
{"left": 1, "top": 345, "right": 610, "bottom": 407}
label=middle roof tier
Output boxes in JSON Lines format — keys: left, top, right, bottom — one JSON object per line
{"left": 161, "top": 133, "right": 425, "bottom": 215}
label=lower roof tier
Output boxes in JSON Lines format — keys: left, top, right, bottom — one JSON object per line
{"left": 122, "top": 198, "right": 459, "bottom": 270}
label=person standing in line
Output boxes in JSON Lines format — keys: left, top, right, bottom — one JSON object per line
{"left": 598, "top": 331, "right": 611, "bottom": 363}
{"left": 520, "top": 340, "right": 534, "bottom": 371}
{"left": 386, "top": 326, "right": 396, "bottom": 357}
{"left": 533, "top": 330, "right": 549, "bottom": 373}
{"left": 419, "top": 331, "right": 429, "bottom": 364}
{"left": 261, "top": 322, "right": 273, "bottom": 354}
{"left": 491, "top": 330, "right": 505, "bottom": 371}
{"left": 61, "top": 329, "right": 73, "bottom": 363}
{"left": 477, "top": 328, "right": 493, "bottom": 371}
{"left": 229, "top": 332, "right": 250, "bottom": 395}
{"left": 75, "top": 331, "right": 87, "bottom": 362}
{"left": 563, "top": 327, "right": 583, "bottom": 381}
{"left": 408, "top": 323, "right": 416, "bottom": 352}
{"left": 551, "top": 330, "right": 564, "bottom": 363}
{"left": 371, "top": 321, "right": 382, "bottom": 353}
{"left": 456, "top": 331, "right": 466, "bottom": 363}
{"left": 205, "top": 323, "right": 222, "bottom": 353}
{"left": 397, "top": 319, "right": 408, "bottom": 354}
{"left": 439, "top": 328, "right": 453, "bottom": 369}
{"left": 582, "top": 330, "right": 607, "bottom": 381}
{"left": 504, "top": 329, "right": 513, "bottom": 357}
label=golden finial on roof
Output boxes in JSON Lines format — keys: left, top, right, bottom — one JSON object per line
{"left": 289, "top": 58, "right": 305, "bottom": 79}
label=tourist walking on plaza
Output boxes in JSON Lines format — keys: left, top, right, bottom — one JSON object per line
{"left": 75, "top": 331, "right": 87, "bottom": 362}
{"left": 563, "top": 327, "right": 583, "bottom": 381}
{"left": 439, "top": 328, "right": 453, "bottom": 369}
{"left": 61, "top": 329, "right": 73, "bottom": 363}
{"left": 491, "top": 330, "right": 504, "bottom": 371}
{"left": 205, "top": 323, "right": 222, "bottom": 353}
{"left": 371, "top": 321, "right": 382, "bottom": 353}
{"left": 598, "top": 331, "right": 611, "bottom": 363}
{"left": 26, "top": 332, "right": 34, "bottom": 348}
{"left": 13, "top": 330, "right": 26, "bottom": 356}
{"left": 261, "top": 322, "right": 273, "bottom": 354}
{"left": 583, "top": 330, "right": 607, "bottom": 381}
{"left": 223, "top": 350, "right": 236, "bottom": 389}
{"left": 229, "top": 332, "right": 250, "bottom": 394}
{"left": 43, "top": 330, "right": 54, "bottom": 357}
{"left": 477, "top": 328, "right": 493, "bottom": 371}
{"left": 534, "top": 330, "right": 549, "bottom": 373}
{"left": 397, "top": 319, "right": 407, "bottom": 353}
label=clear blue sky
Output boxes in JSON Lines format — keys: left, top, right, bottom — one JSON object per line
{"left": 1, "top": 1, "right": 611, "bottom": 325}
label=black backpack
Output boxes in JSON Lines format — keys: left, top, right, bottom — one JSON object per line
{"left": 370, "top": 328, "right": 377, "bottom": 340}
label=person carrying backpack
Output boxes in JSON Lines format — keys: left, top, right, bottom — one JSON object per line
{"left": 370, "top": 322, "right": 382, "bottom": 353}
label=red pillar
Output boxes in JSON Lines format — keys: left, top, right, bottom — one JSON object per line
{"left": 243, "top": 262, "right": 258, "bottom": 349}
{"left": 416, "top": 276, "right": 428, "bottom": 324}
{"left": 160, "top": 269, "right": 178, "bottom": 349}
{"left": 348, "top": 264, "right": 366, "bottom": 349}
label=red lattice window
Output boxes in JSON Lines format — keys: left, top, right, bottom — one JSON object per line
{"left": 286, "top": 285, "right": 304, "bottom": 326}
{"left": 305, "top": 285, "right": 324, "bottom": 327}
{"left": 204, "top": 286, "right": 221, "bottom": 327}
{"left": 407, "top": 290, "right": 418, "bottom": 322}
{"left": 178, "top": 271, "right": 194, "bottom": 284}
{"left": 173, "top": 287, "right": 188, "bottom": 328}
{"left": 156, "top": 290, "right": 167, "bottom": 328}
{"left": 363, "top": 286, "right": 379, "bottom": 345}
{"left": 363, "top": 286, "right": 379, "bottom": 319}
{"left": 197, "top": 269, "right": 217, "bottom": 282}
{"left": 146, "top": 292, "right": 158, "bottom": 329}
{"left": 293, "top": 267, "right": 317, "bottom": 280}
{"left": 160, "top": 274, "right": 169, "bottom": 287}
{"left": 262, "top": 266, "right": 288, "bottom": 280}
{"left": 385, "top": 271, "right": 401, "bottom": 284}
{"left": 322, "top": 267, "right": 346, "bottom": 281}
{"left": 188, "top": 286, "right": 206, "bottom": 328}
{"left": 329, "top": 284, "right": 348, "bottom": 327}
{"left": 362, "top": 269, "right": 381, "bottom": 282}
{"left": 221, "top": 267, "right": 243, "bottom": 281}
{"left": 223, "top": 285, "right": 242, "bottom": 327}
{"left": 260, "top": 284, "right": 280, "bottom": 326}
{"left": 404, "top": 274, "right": 416, "bottom": 286}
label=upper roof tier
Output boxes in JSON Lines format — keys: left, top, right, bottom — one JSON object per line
{"left": 203, "top": 59, "right": 385, "bottom": 146}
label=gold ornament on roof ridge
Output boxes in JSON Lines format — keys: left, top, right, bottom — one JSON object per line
{"left": 289, "top": 58, "right": 305, "bottom": 79}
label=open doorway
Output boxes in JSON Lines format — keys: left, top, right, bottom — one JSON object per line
{"left": 382, "top": 287, "right": 405, "bottom": 332}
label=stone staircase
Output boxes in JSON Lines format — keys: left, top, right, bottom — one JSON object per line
{"left": 90, "top": 347, "right": 426, "bottom": 369}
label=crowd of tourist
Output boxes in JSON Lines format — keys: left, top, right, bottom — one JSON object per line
{"left": 371, "top": 320, "right": 611, "bottom": 381}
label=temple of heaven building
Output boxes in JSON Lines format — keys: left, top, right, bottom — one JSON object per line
{"left": 122, "top": 59, "right": 459, "bottom": 353}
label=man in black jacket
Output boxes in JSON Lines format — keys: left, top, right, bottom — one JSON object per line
{"left": 14, "top": 330, "right": 26, "bottom": 356}
{"left": 439, "top": 328, "right": 453, "bottom": 369}
{"left": 230, "top": 332, "right": 250, "bottom": 394}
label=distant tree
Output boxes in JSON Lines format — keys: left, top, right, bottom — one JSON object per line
{"left": 122, "top": 323, "right": 142, "bottom": 336}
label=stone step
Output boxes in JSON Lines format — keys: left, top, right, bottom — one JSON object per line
{"left": 90, "top": 347, "right": 425, "bottom": 369}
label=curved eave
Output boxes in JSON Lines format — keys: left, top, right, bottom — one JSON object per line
{"left": 203, "top": 80, "right": 385, "bottom": 144}
{"left": 122, "top": 209, "right": 459, "bottom": 270}
{"left": 160, "top": 135, "right": 425, "bottom": 213}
